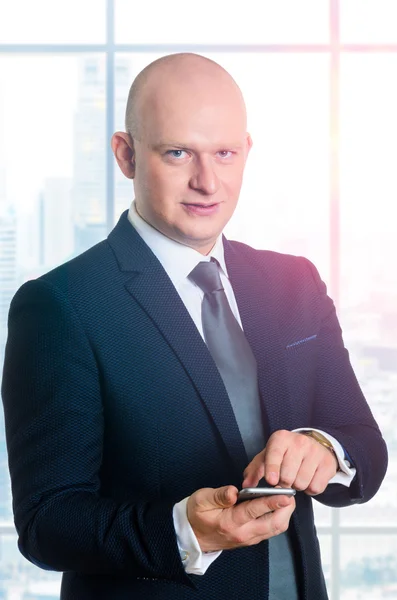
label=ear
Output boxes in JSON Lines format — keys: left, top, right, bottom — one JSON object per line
{"left": 246, "top": 133, "right": 253, "bottom": 153}
{"left": 111, "top": 132, "right": 136, "bottom": 179}
{"left": 243, "top": 133, "right": 253, "bottom": 164}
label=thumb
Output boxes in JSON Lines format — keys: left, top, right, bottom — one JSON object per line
{"left": 213, "top": 485, "right": 238, "bottom": 508}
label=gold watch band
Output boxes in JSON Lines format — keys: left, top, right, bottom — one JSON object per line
{"left": 301, "top": 430, "right": 335, "bottom": 454}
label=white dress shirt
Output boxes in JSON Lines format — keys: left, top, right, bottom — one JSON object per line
{"left": 127, "top": 200, "right": 356, "bottom": 575}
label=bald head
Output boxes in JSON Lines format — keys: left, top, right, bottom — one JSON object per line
{"left": 125, "top": 53, "right": 246, "bottom": 141}
{"left": 112, "top": 52, "right": 252, "bottom": 254}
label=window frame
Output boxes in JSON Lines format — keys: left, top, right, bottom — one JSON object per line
{"left": 1, "top": 1, "right": 397, "bottom": 598}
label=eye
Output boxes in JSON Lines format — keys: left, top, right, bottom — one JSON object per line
{"left": 166, "top": 149, "right": 187, "bottom": 159}
{"left": 218, "top": 150, "right": 233, "bottom": 159}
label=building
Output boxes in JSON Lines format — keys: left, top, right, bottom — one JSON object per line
{"left": 40, "top": 178, "right": 74, "bottom": 269}
{"left": 0, "top": 206, "right": 17, "bottom": 521}
{"left": 73, "top": 56, "right": 133, "bottom": 255}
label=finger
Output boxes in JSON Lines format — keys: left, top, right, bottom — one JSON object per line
{"left": 290, "top": 456, "right": 319, "bottom": 491}
{"left": 192, "top": 486, "right": 238, "bottom": 512}
{"left": 277, "top": 446, "right": 305, "bottom": 488}
{"left": 242, "top": 450, "right": 266, "bottom": 488}
{"left": 243, "top": 498, "right": 296, "bottom": 543}
{"left": 263, "top": 438, "right": 289, "bottom": 486}
{"left": 232, "top": 493, "right": 294, "bottom": 527}
{"left": 293, "top": 444, "right": 338, "bottom": 493}
{"left": 213, "top": 485, "right": 239, "bottom": 508}
{"left": 305, "top": 463, "right": 336, "bottom": 496}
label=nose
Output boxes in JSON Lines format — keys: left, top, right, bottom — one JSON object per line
{"left": 189, "top": 157, "right": 220, "bottom": 196}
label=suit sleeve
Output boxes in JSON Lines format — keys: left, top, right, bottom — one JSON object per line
{"left": 1, "top": 278, "right": 194, "bottom": 586}
{"left": 302, "top": 258, "right": 388, "bottom": 508}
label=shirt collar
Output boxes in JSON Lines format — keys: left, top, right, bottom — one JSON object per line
{"left": 127, "top": 201, "right": 229, "bottom": 285}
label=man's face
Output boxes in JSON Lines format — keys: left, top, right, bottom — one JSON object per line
{"left": 132, "top": 80, "right": 252, "bottom": 254}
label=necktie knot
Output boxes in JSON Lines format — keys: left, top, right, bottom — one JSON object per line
{"left": 189, "top": 260, "right": 224, "bottom": 295}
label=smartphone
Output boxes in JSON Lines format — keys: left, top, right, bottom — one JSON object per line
{"left": 237, "top": 487, "right": 296, "bottom": 502}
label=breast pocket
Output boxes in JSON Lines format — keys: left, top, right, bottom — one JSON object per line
{"left": 285, "top": 334, "right": 317, "bottom": 350}
{"left": 285, "top": 334, "right": 318, "bottom": 416}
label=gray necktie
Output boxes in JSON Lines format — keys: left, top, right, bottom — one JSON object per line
{"left": 189, "top": 259, "right": 299, "bottom": 600}
{"left": 189, "top": 259, "right": 265, "bottom": 460}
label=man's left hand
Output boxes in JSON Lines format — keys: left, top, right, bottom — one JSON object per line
{"left": 242, "top": 430, "right": 339, "bottom": 496}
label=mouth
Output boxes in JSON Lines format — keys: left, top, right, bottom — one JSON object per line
{"left": 182, "top": 202, "right": 219, "bottom": 216}
{"left": 182, "top": 202, "right": 218, "bottom": 207}
{"left": 182, "top": 202, "right": 220, "bottom": 215}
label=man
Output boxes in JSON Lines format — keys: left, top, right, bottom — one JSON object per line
{"left": 2, "top": 53, "right": 388, "bottom": 599}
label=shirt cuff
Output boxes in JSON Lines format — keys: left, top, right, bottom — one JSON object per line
{"left": 172, "top": 497, "right": 222, "bottom": 575}
{"left": 293, "top": 427, "right": 356, "bottom": 487}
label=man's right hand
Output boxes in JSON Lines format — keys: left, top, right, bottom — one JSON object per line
{"left": 186, "top": 486, "right": 296, "bottom": 553}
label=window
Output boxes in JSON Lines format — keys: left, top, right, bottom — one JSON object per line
{"left": 0, "top": 2, "right": 395, "bottom": 598}
{"left": 115, "top": 0, "right": 329, "bottom": 44}
{"left": 0, "top": 0, "right": 106, "bottom": 44}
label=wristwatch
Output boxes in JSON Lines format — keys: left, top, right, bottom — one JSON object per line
{"left": 301, "top": 430, "right": 336, "bottom": 455}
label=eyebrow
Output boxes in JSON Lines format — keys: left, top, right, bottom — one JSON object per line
{"left": 155, "top": 142, "right": 186, "bottom": 149}
{"left": 155, "top": 142, "right": 243, "bottom": 151}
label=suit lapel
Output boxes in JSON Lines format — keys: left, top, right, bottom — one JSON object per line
{"left": 224, "top": 238, "right": 295, "bottom": 435}
{"left": 108, "top": 212, "right": 248, "bottom": 475}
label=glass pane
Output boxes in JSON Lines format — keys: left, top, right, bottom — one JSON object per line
{"left": 0, "top": 0, "right": 106, "bottom": 44}
{"left": 313, "top": 501, "right": 332, "bottom": 526}
{"left": 115, "top": 53, "right": 330, "bottom": 281}
{"left": 0, "top": 57, "right": 107, "bottom": 502}
{"left": 221, "top": 53, "right": 330, "bottom": 279}
{"left": 340, "top": 54, "right": 397, "bottom": 526}
{"left": 0, "top": 54, "right": 107, "bottom": 265}
{"left": 317, "top": 534, "right": 332, "bottom": 595}
{"left": 115, "top": 0, "right": 329, "bottom": 44}
{"left": 0, "top": 418, "right": 12, "bottom": 523}
{"left": 1, "top": 53, "right": 108, "bottom": 589}
{"left": 341, "top": 0, "right": 397, "bottom": 43}
{"left": 340, "top": 536, "right": 397, "bottom": 599}
{"left": 0, "top": 533, "right": 61, "bottom": 598}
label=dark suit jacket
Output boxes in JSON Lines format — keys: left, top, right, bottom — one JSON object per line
{"left": 2, "top": 210, "right": 388, "bottom": 599}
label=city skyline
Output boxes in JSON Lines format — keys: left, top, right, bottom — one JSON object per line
{"left": 1, "top": 47, "right": 397, "bottom": 598}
